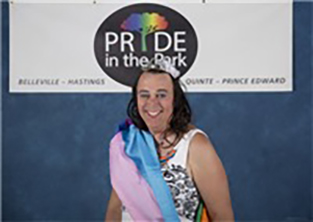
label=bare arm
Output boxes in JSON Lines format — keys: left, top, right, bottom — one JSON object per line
{"left": 105, "top": 188, "right": 122, "bottom": 222}
{"left": 189, "top": 133, "right": 234, "bottom": 222}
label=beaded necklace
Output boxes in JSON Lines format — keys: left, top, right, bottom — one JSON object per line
{"left": 157, "top": 134, "right": 178, "bottom": 165}
{"left": 159, "top": 148, "right": 177, "bottom": 165}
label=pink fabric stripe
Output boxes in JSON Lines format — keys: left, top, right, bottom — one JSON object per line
{"left": 109, "top": 132, "right": 163, "bottom": 221}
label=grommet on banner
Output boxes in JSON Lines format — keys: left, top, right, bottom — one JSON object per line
{"left": 93, "top": 0, "right": 97, "bottom": 4}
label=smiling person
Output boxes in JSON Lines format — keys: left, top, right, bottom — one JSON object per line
{"left": 106, "top": 60, "right": 234, "bottom": 222}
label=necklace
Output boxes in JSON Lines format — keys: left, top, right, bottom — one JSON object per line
{"left": 159, "top": 148, "right": 177, "bottom": 164}
{"left": 156, "top": 133, "right": 177, "bottom": 164}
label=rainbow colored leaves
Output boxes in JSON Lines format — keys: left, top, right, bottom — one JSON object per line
{"left": 121, "top": 13, "right": 169, "bottom": 52}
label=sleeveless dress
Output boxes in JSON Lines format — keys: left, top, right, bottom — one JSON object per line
{"left": 122, "top": 129, "right": 206, "bottom": 221}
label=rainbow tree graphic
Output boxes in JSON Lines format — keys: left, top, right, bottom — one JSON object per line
{"left": 121, "top": 12, "right": 169, "bottom": 52}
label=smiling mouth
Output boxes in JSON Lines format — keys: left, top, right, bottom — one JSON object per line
{"left": 146, "top": 111, "right": 162, "bottom": 118}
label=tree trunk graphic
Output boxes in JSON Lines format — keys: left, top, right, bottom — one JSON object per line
{"left": 141, "top": 32, "right": 147, "bottom": 52}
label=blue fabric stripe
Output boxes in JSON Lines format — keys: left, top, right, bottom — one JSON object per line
{"left": 123, "top": 124, "right": 179, "bottom": 222}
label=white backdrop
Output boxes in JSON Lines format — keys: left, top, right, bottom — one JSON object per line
{"left": 10, "top": 1, "right": 293, "bottom": 92}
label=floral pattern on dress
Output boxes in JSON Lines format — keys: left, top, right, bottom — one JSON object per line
{"left": 161, "top": 163, "right": 200, "bottom": 220}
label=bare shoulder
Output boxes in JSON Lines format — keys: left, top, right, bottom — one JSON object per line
{"left": 189, "top": 131, "right": 216, "bottom": 159}
{"left": 188, "top": 131, "right": 223, "bottom": 174}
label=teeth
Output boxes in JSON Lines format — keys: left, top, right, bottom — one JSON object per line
{"left": 147, "top": 111, "right": 160, "bottom": 117}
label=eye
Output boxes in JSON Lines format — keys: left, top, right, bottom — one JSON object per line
{"left": 156, "top": 92, "right": 167, "bottom": 99}
{"left": 138, "top": 92, "right": 150, "bottom": 99}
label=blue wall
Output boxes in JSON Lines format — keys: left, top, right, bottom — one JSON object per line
{"left": 2, "top": 2, "right": 312, "bottom": 221}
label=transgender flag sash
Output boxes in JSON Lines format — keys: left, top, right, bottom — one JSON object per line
{"left": 109, "top": 121, "right": 180, "bottom": 221}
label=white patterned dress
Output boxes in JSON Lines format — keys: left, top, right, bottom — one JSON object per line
{"left": 161, "top": 129, "right": 205, "bottom": 222}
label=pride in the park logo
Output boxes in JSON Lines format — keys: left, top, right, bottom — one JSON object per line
{"left": 94, "top": 3, "right": 198, "bottom": 87}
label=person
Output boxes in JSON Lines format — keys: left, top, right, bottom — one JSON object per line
{"left": 105, "top": 60, "right": 234, "bottom": 222}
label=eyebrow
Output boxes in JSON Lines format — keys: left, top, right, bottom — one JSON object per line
{"left": 157, "top": 89, "right": 168, "bottom": 93}
{"left": 138, "top": 90, "right": 150, "bottom": 94}
{"left": 138, "top": 89, "right": 169, "bottom": 93}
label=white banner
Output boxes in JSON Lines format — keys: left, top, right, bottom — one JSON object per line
{"left": 10, "top": 2, "right": 293, "bottom": 92}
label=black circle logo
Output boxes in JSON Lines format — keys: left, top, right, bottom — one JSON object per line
{"left": 94, "top": 3, "right": 198, "bottom": 87}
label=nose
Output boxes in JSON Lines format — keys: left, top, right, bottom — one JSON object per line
{"left": 146, "top": 95, "right": 160, "bottom": 107}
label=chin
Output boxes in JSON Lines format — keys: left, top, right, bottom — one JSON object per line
{"left": 147, "top": 124, "right": 165, "bottom": 135}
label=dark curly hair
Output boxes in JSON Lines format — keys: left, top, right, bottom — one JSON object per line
{"left": 127, "top": 69, "right": 192, "bottom": 147}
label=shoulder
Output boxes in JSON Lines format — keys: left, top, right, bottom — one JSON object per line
{"left": 189, "top": 131, "right": 214, "bottom": 156}
{"left": 109, "top": 131, "right": 124, "bottom": 149}
{"left": 188, "top": 130, "right": 222, "bottom": 171}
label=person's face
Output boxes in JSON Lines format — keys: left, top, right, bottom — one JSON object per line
{"left": 136, "top": 72, "right": 174, "bottom": 135}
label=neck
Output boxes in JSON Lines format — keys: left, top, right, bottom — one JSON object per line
{"left": 152, "top": 131, "right": 177, "bottom": 149}
{"left": 148, "top": 126, "right": 176, "bottom": 147}
{"left": 151, "top": 132, "right": 164, "bottom": 144}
